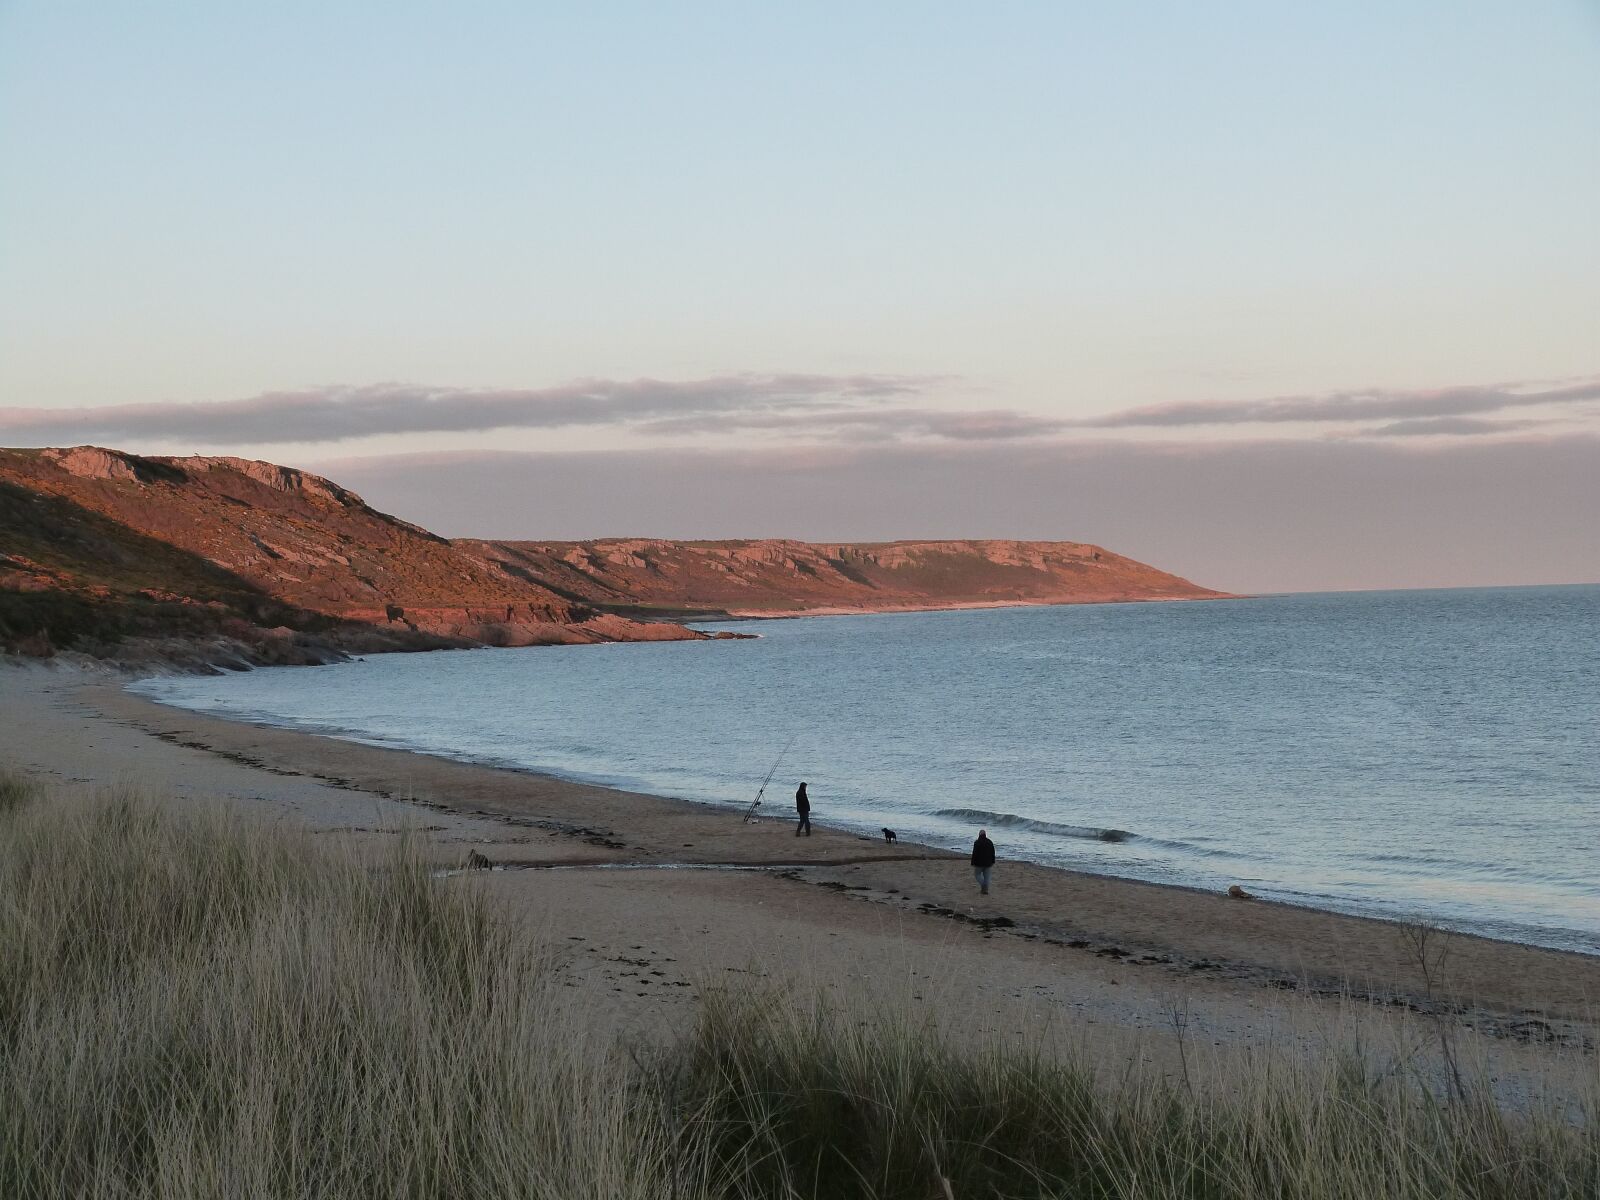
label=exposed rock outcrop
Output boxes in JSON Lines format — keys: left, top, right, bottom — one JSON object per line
{"left": 186, "top": 455, "right": 363, "bottom": 506}
{"left": 41, "top": 446, "right": 185, "bottom": 485}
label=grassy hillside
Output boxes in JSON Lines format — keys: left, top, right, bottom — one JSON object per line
{"left": 0, "top": 447, "right": 706, "bottom": 663}
{"left": 0, "top": 479, "right": 404, "bottom": 665}
{"left": 2, "top": 445, "right": 1225, "bottom": 662}
{"left": 0, "top": 446, "right": 585, "bottom": 617}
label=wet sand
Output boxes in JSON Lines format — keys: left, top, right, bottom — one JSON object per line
{"left": 2, "top": 661, "right": 1594, "bottom": 1100}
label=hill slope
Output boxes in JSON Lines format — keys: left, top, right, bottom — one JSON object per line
{"left": 473, "top": 537, "right": 1227, "bottom": 616}
{"left": 2, "top": 445, "right": 1225, "bottom": 668}
{"left": 0, "top": 447, "right": 705, "bottom": 666}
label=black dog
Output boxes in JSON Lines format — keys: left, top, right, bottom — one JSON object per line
{"left": 882, "top": 828, "right": 897, "bottom": 844}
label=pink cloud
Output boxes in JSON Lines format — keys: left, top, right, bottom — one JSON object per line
{"left": 1078, "top": 377, "right": 1600, "bottom": 430}
{"left": 0, "top": 374, "right": 939, "bottom": 446}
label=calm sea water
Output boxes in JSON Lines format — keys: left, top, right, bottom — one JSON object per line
{"left": 133, "top": 586, "right": 1600, "bottom": 953}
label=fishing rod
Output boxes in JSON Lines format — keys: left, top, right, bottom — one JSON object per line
{"left": 742, "top": 734, "right": 797, "bottom": 823}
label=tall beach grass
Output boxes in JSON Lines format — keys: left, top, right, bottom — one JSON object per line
{"left": 672, "top": 985, "right": 1596, "bottom": 1199}
{"left": 0, "top": 767, "right": 1593, "bottom": 1199}
{"left": 0, "top": 771, "right": 686, "bottom": 1198}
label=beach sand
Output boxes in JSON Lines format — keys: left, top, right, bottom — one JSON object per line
{"left": 2, "top": 661, "right": 1594, "bottom": 1103}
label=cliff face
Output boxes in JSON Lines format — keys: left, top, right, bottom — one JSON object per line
{"left": 0, "top": 447, "right": 705, "bottom": 667}
{"left": 472, "top": 537, "right": 1227, "bottom": 616}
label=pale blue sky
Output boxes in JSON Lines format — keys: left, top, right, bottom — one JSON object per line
{"left": 5, "top": 2, "right": 1597, "bottom": 412}
{"left": 2, "top": 3, "right": 1597, "bottom": 588}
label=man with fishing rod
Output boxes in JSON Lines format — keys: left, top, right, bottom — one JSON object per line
{"left": 738, "top": 739, "right": 811, "bottom": 836}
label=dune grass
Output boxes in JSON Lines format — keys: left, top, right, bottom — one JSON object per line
{"left": 0, "top": 771, "right": 687, "bottom": 1199}
{"left": 670, "top": 987, "right": 1596, "bottom": 1199}
{"left": 0, "top": 768, "right": 1593, "bottom": 1199}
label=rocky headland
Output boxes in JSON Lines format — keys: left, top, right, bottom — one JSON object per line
{"left": 2, "top": 445, "right": 1226, "bottom": 670}
{"left": 474, "top": 536, "right": 1227, "bottom": 618}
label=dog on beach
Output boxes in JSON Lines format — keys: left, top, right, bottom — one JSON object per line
{"left": 1227, "top": 883, "right": 1254, "bottom": 900}
{"left": 882, "top": 828, "right": 897, "bottom": 844}
{"left": 466, "top": 850, "right": 492, "bottom": 871}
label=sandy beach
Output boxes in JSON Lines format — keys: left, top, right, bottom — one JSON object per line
{"left": 3, "top": 660, "right": 1594, "bottom": 1105}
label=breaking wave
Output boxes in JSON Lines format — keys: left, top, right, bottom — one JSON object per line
{"left": 934, "top": 807, "right": 1136, "bottom": 843}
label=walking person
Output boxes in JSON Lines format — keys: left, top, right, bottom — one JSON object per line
{"left": 794, "top": 781, "right": 811, "bottom": 837}
{"left": 971, "top": 828, "right": 996, "bottom": 895}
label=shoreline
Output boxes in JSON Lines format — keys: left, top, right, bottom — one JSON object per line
{"left": 2, "top": 659, "right": 1594, "bottom": 1109}
{"left": 10, "top": 588, "right": 1239, "bottom": 675}
{"left": 383, "top": 590, "right": 1244, "bottom": 632}
{"left": 123, "top": 649, "right": 1595, "bottom": 962}
{"left": 716, "top": 593, "right": 1242, "bottom": 620}
{"left": 11, "top": 662, "right": 1598, "bottom": 1003}
{"left": 98, "top": 667, "right": 1600, "bottom": 973}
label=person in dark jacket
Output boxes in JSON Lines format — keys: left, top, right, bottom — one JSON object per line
{"left": 794, "top": 782, "right": 811, "bottom": 837}
{"left": 971, "top": 828, "right": 996, "bottom": 894}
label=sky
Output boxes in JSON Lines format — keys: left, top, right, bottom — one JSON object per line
{"left": 2, "top": 2, "right": 1597, "bottom": 593}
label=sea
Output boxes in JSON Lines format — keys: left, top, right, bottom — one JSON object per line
{"left": 131, "top": 585, "right": 1600, "bottom": 955}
